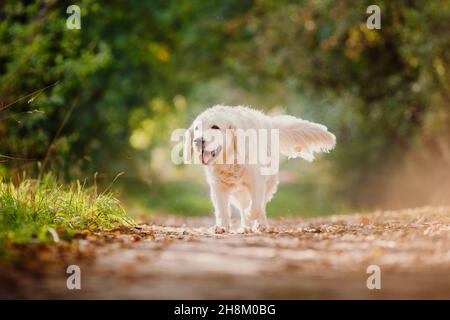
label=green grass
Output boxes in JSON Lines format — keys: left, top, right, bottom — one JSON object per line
{"left": 0, "top": 175, "right": 133, "bottom": 247}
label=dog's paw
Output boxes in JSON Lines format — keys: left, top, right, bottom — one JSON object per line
{"left": 211, "top": 225, "right": 228, "bottom": 234}
{"left": 252, "top": 223, "right": 269, "bottom": 233}
{"left": 236, "top": 226, "right": 252, "bottom": 234}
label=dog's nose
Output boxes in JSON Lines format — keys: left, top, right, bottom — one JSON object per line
{"left": 194, "top": 137, "right": 203, "bottom": 149}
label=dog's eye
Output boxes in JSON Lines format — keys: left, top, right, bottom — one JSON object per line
{"left": 211, "top": 125, "right": 220, "bottom": 130}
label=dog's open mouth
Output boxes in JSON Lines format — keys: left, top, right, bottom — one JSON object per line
{"left": 200, "top": 145, "right": 222, "bottom": 165}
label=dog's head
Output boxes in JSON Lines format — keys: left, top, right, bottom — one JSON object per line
{"left": 184, "top": 108, "right": 235, "bottom": 165}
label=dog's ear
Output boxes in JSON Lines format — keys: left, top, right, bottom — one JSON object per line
{"left": 183, "top": 126, "right": 193, "bottom": 164}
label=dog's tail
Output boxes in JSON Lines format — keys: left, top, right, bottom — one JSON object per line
{"left": 271, "top": 115, "right": 336, "bottom": 161}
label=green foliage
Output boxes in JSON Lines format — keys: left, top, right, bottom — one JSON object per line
{"left": 196, "top": 0, "right": 450, "bottom": 206}
{"left": 1, "top": 1, "right": 449, "bottom": 215}
{"left": 0, "top": 0, "right": 184, "bottom": 177}
{"left": 0, "top": 174, "right": 132, "bottom": 246}
{"left": 126, "top": 179, "right": 213, "bottom": 217}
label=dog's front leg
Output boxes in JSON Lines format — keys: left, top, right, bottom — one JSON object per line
{"left": 209, "top": 184, "right": 230, "bottom": 233}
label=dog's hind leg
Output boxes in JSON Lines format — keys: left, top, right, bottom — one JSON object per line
{"left": 231, "top": 192, "right": 252, "bottom": 233}
{"left": 253, "top": 175, "right": 278, "bottom": 232}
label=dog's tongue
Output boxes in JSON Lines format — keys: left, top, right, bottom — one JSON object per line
{"left": 201, "top": 150, "right": 212, "bottom": 165}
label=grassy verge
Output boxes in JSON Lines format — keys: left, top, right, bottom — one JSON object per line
{"left": 0, "top": 175, "right": 133, "bottom": 250}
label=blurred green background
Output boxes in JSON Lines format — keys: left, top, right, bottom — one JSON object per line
{"left": 1, "top": 0, "right": 449, "bottom": 218}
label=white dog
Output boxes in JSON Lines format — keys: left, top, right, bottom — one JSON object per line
{"left": 184, "top": 105, "right": 336, "bottom": 233}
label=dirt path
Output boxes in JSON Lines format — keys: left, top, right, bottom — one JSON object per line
{"left": 1, "top": 207, "right": 450, "bottom": 299}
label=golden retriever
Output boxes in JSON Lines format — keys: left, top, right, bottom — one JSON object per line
{"left": 184, "top": 105, "right": 336, "bottom": 233}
